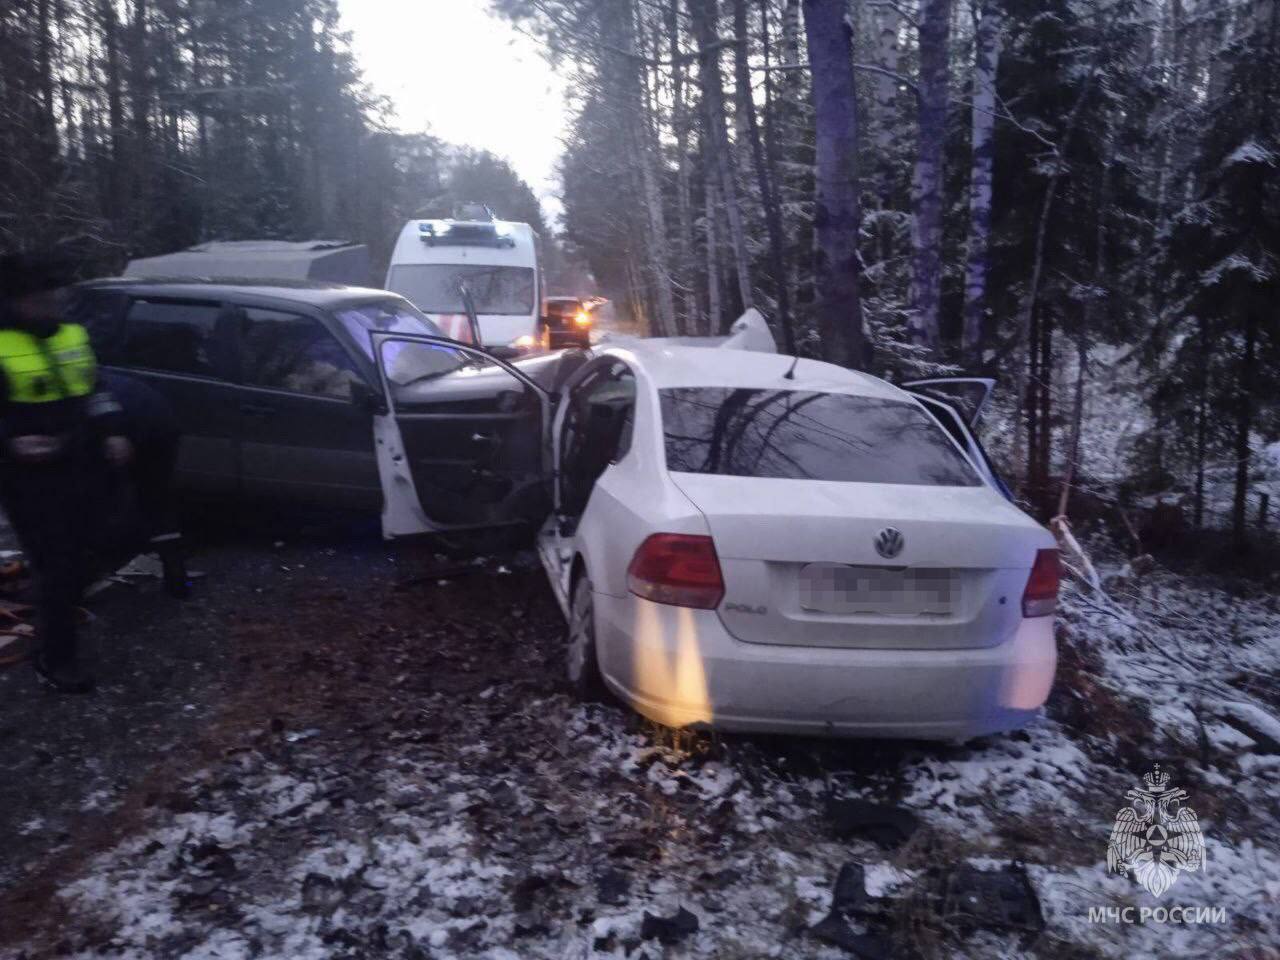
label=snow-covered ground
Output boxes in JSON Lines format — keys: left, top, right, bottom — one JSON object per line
{"left": 9, "top": 550, "right": 1277, "bottom": 960}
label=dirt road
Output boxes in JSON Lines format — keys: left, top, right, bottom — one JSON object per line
{"left": 1, "top": 514, "right": 1276, "bottom": 959}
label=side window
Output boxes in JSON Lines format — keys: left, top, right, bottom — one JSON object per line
{"left": 598, "top": 364, "right": 637, "bottom": 461}
{"left": 122, "top": 299, "right": 222, "bottom": 377}
{"left": 241, "top": 308, "right": 361, "bottom": 400}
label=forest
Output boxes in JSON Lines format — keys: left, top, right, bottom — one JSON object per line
{"left": 0, "top": 0, "right": 546, "bottom": 272}
{"left": 1, "top": 0, "right": 1278, "bottom": 554}
{"left": 494, "top": 0, "right": 1280, "bottom": 555}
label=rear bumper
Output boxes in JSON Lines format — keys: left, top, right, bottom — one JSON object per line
{"left": 548, "top": 331, "right": 590, "bottom": 348}
{"left": 593, "top": 593, "right": 1057, "bottom": 740}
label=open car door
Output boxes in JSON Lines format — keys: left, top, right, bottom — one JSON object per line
{"left": 908, "top": 386, "right": 1013, "bottom": 501}
{"left": 900, "top": 377, "right": 995, "bottom": 427}
{"left": 370, "top": 332, "right": 551, "bottom": 537}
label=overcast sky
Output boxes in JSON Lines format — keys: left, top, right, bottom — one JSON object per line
{"left": 336, "top": 0, "right": 568, "bottom": 221}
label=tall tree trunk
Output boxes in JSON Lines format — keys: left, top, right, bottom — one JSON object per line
{"left": 1011, "top": 57, "right": 1101, "bottom": 483}
{"left": 734, "top": 0, "right": 794, "bottom": 351}
{"left": 127, "top": 0, "right": 150, "bottom": 242}
{"left": 704, "top": 164, "right": 723, "bottom": 336}
{"left": 689, "top": 0, "right": 753, "bottom": 328}
{"left": 777, "top": 0, "right": 803, "bottom": 154}
{"left": 1025, "top": 304, "right": 1040, "bottom": 498}
{"left": 668, "top": 0, "right": 697, "bottom": 333}
{"left": 1231, "top": 309, "right": 1257, "bottom": 549}
{"left": 960, "top": 0, "right": 1003, "bottom": 365}
{"left": 1058, "top": 335, "right": 1087, "bottom": 518}
{"left": 775, "top": 0, "right": 804, "bottom": 319}
{"left": 1034, "top": 309, "right": 1054, "bottom": 508}
{"left": 1193, "top": 315, "right": 1209, "bottom": 530}
{"left": 99, "top": 0, "right": 125, "bottom": 230}
{"left": 36, "top": 0, "right": 55, "bottom": 128}
{"left": 1060, "top": 115, "right": 1110, "bottom": 517}
{"left": 801, "top": 0, "right": 867, "bottom": 368}
{"left": 908, "top": 0, "right": 952, "bottom": 355}
{"left": 869, "top": 0, "right": 902, "bottom": 205}
{"left": 626, "top": 0, "right": 677, "bottom": 336}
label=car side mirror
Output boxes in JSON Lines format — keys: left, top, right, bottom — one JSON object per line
{"left": 350, "top": 379, "right": 387, "bottom": 415}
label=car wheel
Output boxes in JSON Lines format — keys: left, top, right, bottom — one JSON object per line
{"left": 567, "top": 574, "right": 607, "bottom": 701}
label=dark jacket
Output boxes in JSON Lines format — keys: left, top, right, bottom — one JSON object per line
{"left": 96, "top": 370, "right": 180, "bottom": 446}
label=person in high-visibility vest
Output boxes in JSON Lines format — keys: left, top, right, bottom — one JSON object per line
{"left": 0, "top": 252, "right": 132, "bottom": 693}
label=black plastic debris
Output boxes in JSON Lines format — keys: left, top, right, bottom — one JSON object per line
{"left": 640, "top": 906, "right": 700, "bottom": 944}
{"left": 187, "top": 838, "right": 237, "bottom": 878}
{"left": 809, "top": 912, "right": 893, "bottom": 959}
{"left": 826, "top": 797, "right": 920, "bottom": 848}
{"left": 831, "top": 861, "right": 870, "bottom": 915}
{"left": 596, "top": 867, "right": 631, "bottom": 906}
{"left": 939, "top": 862, "right": 1044, "bottom": 939}
{"left": 810, "top": 861, "right": 894, "bottom": 957}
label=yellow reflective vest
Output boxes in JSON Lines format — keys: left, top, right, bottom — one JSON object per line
{"left": 0, "top": 324, "right": 97, "bottom": 404}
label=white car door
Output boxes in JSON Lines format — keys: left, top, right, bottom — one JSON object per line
{"left": 367, "top": 331, "right": 554, "bottom": 537}
{"left": 907, "top": 382, "right": 1013, "bottom": 500}
{"left": 901, "top": 376, "right": 996, "bottom": 426}
{"left": 537, "top": 356, "right": 638, "bottom": 614}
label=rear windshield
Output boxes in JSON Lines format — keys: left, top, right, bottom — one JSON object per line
{"left": 387, "top": 264, "right": 535, "bottom": 316}
{"left": 660, "top": 388, "right": 981, "bottom": 486}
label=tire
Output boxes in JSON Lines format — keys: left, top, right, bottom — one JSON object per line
{"left": 567, "top": 574, "right": 608, "bottom": 701}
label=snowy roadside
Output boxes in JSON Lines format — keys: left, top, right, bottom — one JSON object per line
{"left": 5, "top": 558, "right": 1279, "bottom": 960}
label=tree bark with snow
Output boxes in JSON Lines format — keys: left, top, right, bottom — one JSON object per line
{"left": 908, "top": 0, "right": 952, "bottom": 356}
{"left": 801, "top": 0, "right": 867, "bottom": 368}
{"left": 734, "top": 0, "right": 795, "bottom": 352}
{"left": 668, "top": 0, "right": 698, "bottom": 333}
{"left": 689, "top": 0, "right": 754, "bottom": 330}
{"left": 868, "top": 0, "right": 903, "bottom": 205}
{"left": 961, "top": 0, "right": 1003, "bottom": 365}
{"left": 623, "top": 0, "right": 678, "bottom": 336}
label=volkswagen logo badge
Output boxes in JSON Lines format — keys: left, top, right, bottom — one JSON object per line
{"left": 875, "top": 527, "right": 904, "bottom": 559}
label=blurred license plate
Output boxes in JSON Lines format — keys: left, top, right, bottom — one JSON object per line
{"left": 799, "top": 563, "right": 955, "bottom": 615}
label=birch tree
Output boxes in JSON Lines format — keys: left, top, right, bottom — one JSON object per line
{"left": 868, "top": 0, "right": 903, "bottom": 205}
{"left": 907, "top": 0, "right": 952, "bottom": 355}
{"left": 960, "top": 0, "right": 1003, "bottom": 363}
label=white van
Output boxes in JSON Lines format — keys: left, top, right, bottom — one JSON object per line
{"left": 385, "top": 208, "right": 544, "bottom": 355}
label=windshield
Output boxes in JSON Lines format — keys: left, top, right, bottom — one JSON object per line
{"left": 387, "top": 264, "right": 536, "bottom": 316}
{"left": 660, "top": 388, "right": 981, "bottom": 486}
{"left": 335, "top": 300, "right": 442, "bottom": 358}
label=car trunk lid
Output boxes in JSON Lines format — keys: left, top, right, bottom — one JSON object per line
{"left": 669, "top": 473, "right": 1049, "bottom": 650}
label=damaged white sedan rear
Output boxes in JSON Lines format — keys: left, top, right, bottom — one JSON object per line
{"left": 367, "top": 317, "right": 1059, "bottom": 739}
{"left": 539, "top": 344, "right": 1059, "bottom": 740}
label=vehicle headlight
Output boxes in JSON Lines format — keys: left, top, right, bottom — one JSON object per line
{"left": 511, "top": 334, "right": 537, "bottom": 350}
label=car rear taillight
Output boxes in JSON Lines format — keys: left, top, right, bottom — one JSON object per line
{"left": 627, "top": 534, "right": 725, "bottom": 609}
{"left": 1021, "top": 549, "right": 1061, "bottom": 617}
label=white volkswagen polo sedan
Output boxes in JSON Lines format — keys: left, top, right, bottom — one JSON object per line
{"left": 363, "top": 316, "right": 1059, "bottom": 739}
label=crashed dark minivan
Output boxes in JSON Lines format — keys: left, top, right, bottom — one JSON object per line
{"left": 72, "top": 278, "right": 587, "bottom": 521}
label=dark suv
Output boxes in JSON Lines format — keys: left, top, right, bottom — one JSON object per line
{"left": 544, "top": 296, "right": 605, "bottom": 349}
{"left": 71, "top": 279, "right": 443, "bottom": 510}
